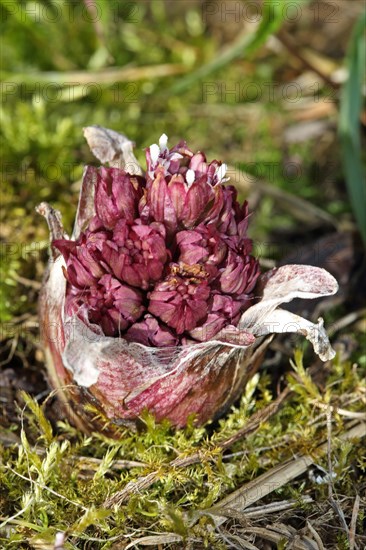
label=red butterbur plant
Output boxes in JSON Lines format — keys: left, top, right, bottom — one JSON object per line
{"left": 38, "top": 126, "right": 338, "bottom": 431}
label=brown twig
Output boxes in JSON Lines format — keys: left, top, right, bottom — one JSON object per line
{"left": 306, "top": 521, "right": 326, "bottom": 550}
{"left": 204, "top": 421, "right": 366, "bottom": 530}
{"left": 326, "top": 407, "right": 355, "bottom": 547}
{"left": 349, "top": 494, "right": 360, "bottom": 550}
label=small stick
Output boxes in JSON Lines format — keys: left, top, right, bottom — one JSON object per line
{"left": 349, "top": 494, "right": 360, "bottom": 550}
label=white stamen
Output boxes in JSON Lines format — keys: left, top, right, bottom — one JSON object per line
{"left": 216, "top": 163, "right": 227, "bottom": 181}
{"left": 149, "top": 143, "right": 160, "bottom": 166}
{"left": 159, "top": 133, "right": 168, "bottom": 151}
{"left": 170, "top": 152, "right": 183, "bottom": 161}
{"left": 54, "top": 532, "right": 66, "bottom": 549}
{"left": 186, "top": 169, "right": 195, "bottom": 186}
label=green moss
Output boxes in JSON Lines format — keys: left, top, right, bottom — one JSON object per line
{"left": 1, "top": 351, "right": 365, "bottom": 548}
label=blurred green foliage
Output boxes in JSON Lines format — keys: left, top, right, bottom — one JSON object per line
{"left": 339, "top": 10, "right": 366, "bottom": 244}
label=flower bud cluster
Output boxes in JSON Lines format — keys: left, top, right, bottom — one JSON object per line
{"left": 54, "top": 136, "right": 260, "bottom": 345}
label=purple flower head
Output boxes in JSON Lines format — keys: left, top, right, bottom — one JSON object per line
{"left": 189, "top": 293, "right": 250, "bottom": 342}
{"left": 176, "top": 224, "right": 227, "bottom": 272}
{"left": 219, "top": 251, "right": 259, "bottom": 296}
{"left": 66, "top": 274, "right": 144, "bottom": 337}
{"left": 95, "top": 166, "right": 143, "bottom": 229}
{"left": 102, "top": 218, "right": 168, "bottom": 290}
{"left": 148, "top": 263, "right": 211, "bottom": 334}
{"left": 125, "top": 314, "right": 178, "bottom": 347}
{"left": 52, "top": 134, "right": 260, "bottom": 344}
{"left": 140, "top": 137, "right": 230, "bottom": 233}
{"left": 53, "top": 228, "right": 108, "bottom": 288}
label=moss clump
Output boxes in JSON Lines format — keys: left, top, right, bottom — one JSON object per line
{"left": 1, "top": 353, "right": 365, "bottom": 549}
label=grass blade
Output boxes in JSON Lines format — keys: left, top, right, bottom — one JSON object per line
{"left": 339, "top": 11, "right": 366, "bottom": 245}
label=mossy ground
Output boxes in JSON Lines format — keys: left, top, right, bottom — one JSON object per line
{"left": 1, "top": 1, "right": 365, "bottom": 548}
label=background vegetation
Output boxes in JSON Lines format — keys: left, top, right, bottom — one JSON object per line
{"left": 1, "top": 1, "right": 365, "bottom": 548}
